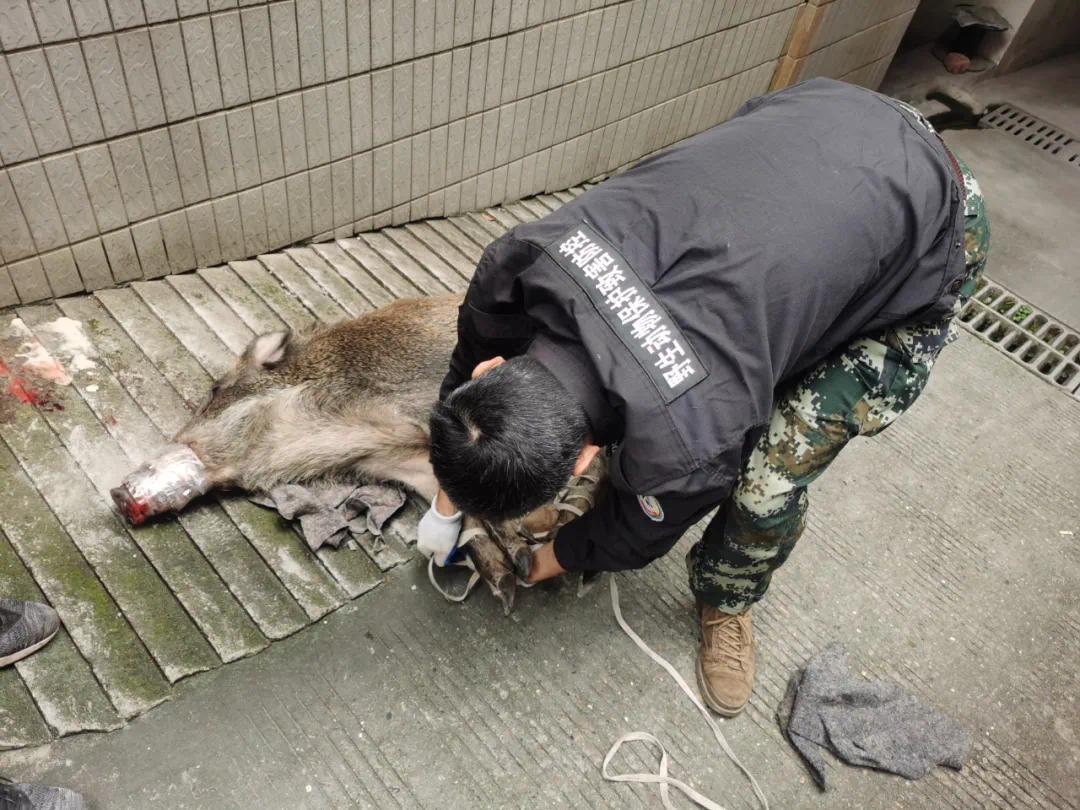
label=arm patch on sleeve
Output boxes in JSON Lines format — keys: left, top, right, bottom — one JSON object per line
{"left": 544, "top": 222, "right": 707, "bottom": 402}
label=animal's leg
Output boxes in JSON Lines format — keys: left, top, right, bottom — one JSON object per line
{"left": 518, "top": 455, "right": 608, "bottom": 539}
{"left": 357, "top": 449, "right": 438, "bottom": 501}
{"left": 462, "top": 516, "right": 516, "bottom": 615}
{"left": 488, "top": 526, "right": 533, "bottom": 581}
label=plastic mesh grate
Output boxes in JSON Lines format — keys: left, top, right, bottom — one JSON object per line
{"left": 959, "top": 277, "right": 1080, "bottom": 399}
{"left": 980, "top": 103, "right": 1080, "bottom": 169}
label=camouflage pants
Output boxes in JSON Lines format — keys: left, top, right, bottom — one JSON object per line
{"left": 688, "top": 157, "right": 989, "bottom": 614}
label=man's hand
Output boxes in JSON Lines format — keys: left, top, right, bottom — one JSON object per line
{"left": 471, "top": 356, "right": 505, "bottom": 379}
{"left": 417, "top": 496, "right": 463, "bottom": 567}
{"left": 434, "top": 488, "right": 457, "bottom": 517}
{"left": 526, "top": 541, "right": 567, "bottom": 584}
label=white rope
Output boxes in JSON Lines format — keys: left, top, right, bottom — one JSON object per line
{"left": 605, "top": 577, "right": 769, "bottom": 810}
{"left": 426, "top": 527, "right": 486, "bottom": 602}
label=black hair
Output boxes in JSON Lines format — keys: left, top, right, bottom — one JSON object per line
{"left": 429, "top": 356, "right": 589, "bottom": 521}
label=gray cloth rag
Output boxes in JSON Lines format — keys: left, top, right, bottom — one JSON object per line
{"left": 777, "top": 642, "right": 972, "bottom": 789}
{"left": 250, "top": 482, "right": 406, "bottom": 551}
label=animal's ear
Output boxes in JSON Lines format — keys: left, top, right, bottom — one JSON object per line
{"left": 248, "top": 330, "right": 292, "bottom": 369}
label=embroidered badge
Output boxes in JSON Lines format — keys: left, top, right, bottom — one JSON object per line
{"left": 637, "top": 494, "right": 664, "bottom": 522}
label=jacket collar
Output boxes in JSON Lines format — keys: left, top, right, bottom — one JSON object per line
{"left": 527, "top": 333, "right": 620, "bottom": 446}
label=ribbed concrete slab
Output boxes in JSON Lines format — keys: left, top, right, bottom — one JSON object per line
{"left": 0, "top": 189, "right": 568, "bottom": 748}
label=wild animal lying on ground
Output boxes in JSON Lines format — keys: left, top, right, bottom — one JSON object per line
{"left": 112, "top": 294, "right": 606, "bottom": 612}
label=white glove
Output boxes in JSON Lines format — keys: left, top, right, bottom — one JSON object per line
{"left": 417, "top": 502, "right": 463, "bottom": 567}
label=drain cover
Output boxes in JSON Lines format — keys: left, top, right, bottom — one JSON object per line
{"left": 959, "top": 277, "right": 1080, "bottom": 399}
{"left": 980, "top": 103, "right": 1080, "bottom": 168}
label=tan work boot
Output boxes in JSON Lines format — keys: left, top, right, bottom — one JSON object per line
{"left": 695, "top": 601, "right": 755, "bottom": 717}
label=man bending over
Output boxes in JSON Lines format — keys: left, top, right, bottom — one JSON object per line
{"left": 418, "top": 78, "right": 989, "bottom": 717}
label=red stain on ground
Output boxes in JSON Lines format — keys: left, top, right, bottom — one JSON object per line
{"left": 0, "top": 356, "right": 65, "bottom": 414}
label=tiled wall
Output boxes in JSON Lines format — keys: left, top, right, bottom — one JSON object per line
{"left": 770, "top": 0, "right": 916, "bottom": 91}
{"left": 0, "top": 0, "right": 802, "bottom": 306}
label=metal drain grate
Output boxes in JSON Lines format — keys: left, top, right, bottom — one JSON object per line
{"left": 959, "top": 277, "right": 1080, "bottom": 399}
{"left": 980, "top": 103, "right": 1080, "bottom": 168}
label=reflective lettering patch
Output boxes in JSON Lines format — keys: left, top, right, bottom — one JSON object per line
{"left": 545, "top": 223, "right": 707, "bottom": 402}
{"left": 637, "top": 494, "right": 664, "bottom": 522}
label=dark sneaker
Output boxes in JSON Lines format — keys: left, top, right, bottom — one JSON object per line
{"left": 0, "top": 599, "right": 60, "bottom": 667}
{"left": 0, "top": 779, "right": 85, "bottom": 810}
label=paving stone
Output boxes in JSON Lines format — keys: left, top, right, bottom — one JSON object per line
{"left": 19, "top": 304, "right": 266, "bottom": 664}
{"left": 283, "top": 247, "right": 372, "bottom": 317}
{"left": 359, "top": 232, "right": 448, "bottom": 296}
{"left": 426, "top": 218, "right": 484, "bottom": 262}
{"left": 131, "top": 281, "right": 235, "bottom": 378}
{"left": 0, "top": 435, "right": 170, "bottom": 718}
{"left": 403, "top": 222, "right": 476, "bottom": 280}
{"left": 2, "top": 314, "right": 221, "bottom": 682}
{"left": 380, "top": 228, "right": 467, "bottom": 293}
{"left": 0, "top": 666, "right": 51, "bottom": 750}
{"left": 197, "top": 265, "right": 289, "bottom": 335}
{"left": 57, "top": 295, "right": 311, "bottom": 642}
{"left": 229, "top": 259, "right": 316, "bottom": 332}
{"left": 91, "top": 287, "right": 348, "bottom": 619}
{"left": 256, "top": 252, "right": 349, "bottom": 324}
{"left": 0, "top": 527, "right": 122, "bottom": 737}
{"left": 337, "top": 238, "right": 424, "bottom": 299}
{"left": 166, "top": 273, "right": 254, "bottom": 356}
{"left": 309, "top": 242, "right": 396, "bottom": 308}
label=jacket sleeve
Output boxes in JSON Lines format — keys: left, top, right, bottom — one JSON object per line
{"left": 438, "top": 233, "right": 541, "bottom": 401}
{"left": 552, "top": 480, "right": 730, "bottom": 572}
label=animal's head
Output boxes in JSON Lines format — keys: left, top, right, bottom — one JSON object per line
{"left": 181, "top": 330, "right": 296, "bottom": 428}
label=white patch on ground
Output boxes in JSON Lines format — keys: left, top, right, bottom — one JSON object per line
{"left": 276, "top": 547, "right": 317, "bottom": 582}
{"left": 9, "top": 318, "right": 72, "bottom": 386}
{"left": 38, "top": 317, "right": 98, "bottom": 372}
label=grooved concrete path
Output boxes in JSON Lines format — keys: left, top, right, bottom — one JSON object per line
{"left": 0, "top": 188, "right": 578, "bottom": 747}
{"left": 1, "top": 188, "right": 1079, "bottom": 808}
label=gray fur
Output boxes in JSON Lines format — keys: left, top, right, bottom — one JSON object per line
{"left": 176, "top": 295, "right": 461, "bottom": 497}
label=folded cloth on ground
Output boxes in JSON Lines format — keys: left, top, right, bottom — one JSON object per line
{"left": 777, "top": 642, "right": 971, "bottom": 789}
{"left": 250, "top": 482, "right": 406, "bottom": 551}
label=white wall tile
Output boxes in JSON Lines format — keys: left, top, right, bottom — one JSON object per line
{"left": 150, "top": 23, "right": 196, "bottom": 121}
{"left": 0, "top": 56, "right": 38, "bottom": 164}
{"left": 116, "top": 30, "right": 167, "bottom": 128}
{"left": 0, "top": 0, "right": 39, "bottom": 50}
{"left": 187, "top": 201, "right": 221, "bottom": 266}
{"left": 9, "top": 162, "right": 66, "bottom": 252}
{"left": 278, "top": 92, "right": 309, "bottom": 173}
{"left": 140, "top": 128, "right": 184, "bottom": 213}
{"left": 242, "top": 5, "right": 276, "bottom": 99}
{"left": 101, "top": 227, "right": 142, "bottom": 281}
{"left": 252, "top": 99, "right": 285, "bottom": 180}
{"left": 76, "top": 145, "right": 128, "bottom": 232}
{"left": 8, "top": 50, "right": 71, "bottom": 155}
{"left": 40, "top": 247, "right": 82, "bottom": 296}
{"left": 182, "top": 17, "right": 224, "bottom": 114}
{"left": 170, "top": 121, "right": 211, "bottom": 205}
{"left": 45, "top": 44, "right": 104, "bottom": 146}
{"left": 198, "top": 113, "right": 237, "bottom": 196}
{"left": 42, "top": 154, "right": 97, "bottom": 242}
{"left": 296, "top": 0, "right": 326, "bottom": 86}
{"left": 0, "top": 170, "right": 36, "bottom": 261}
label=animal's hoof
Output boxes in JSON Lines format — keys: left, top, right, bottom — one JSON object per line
{"left": 492, "top": 574, "right": 516, "bottom": 616}
{"left": 110, "top": 485, "right": 150, "bottom": 526}
{"left": 511, "top": 547, "right": 533, "bottom": 580}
